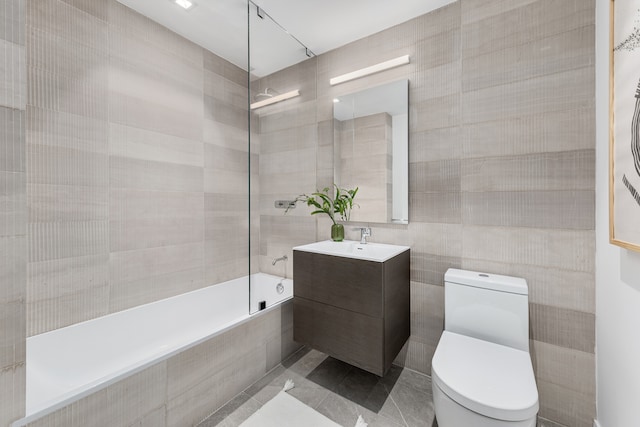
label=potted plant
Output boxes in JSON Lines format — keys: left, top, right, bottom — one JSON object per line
{"left": 286, "top": 185, "right": 358, "bottom": 242}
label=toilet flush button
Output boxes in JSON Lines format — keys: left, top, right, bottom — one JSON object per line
{"left": 479, "top": 273, "right": 489, "bottom": 277}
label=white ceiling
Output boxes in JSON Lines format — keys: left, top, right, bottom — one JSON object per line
{"left": 117, "top": 0, "right": 456, "bottom": 77}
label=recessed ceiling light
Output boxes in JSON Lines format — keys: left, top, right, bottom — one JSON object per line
{"left": 174, "top": 0, "right": 195, "bottom": 10}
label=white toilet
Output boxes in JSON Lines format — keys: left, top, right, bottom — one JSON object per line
{"left": 432, "top": 269, "right": 539, "bottom": 427}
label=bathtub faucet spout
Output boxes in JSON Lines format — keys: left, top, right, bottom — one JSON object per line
{"left": 272, "top": 255, "right": 288, "bottom": 266}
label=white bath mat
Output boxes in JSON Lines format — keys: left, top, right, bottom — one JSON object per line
{"left": 239, "top": 380, "right": 367, "bottom": 427}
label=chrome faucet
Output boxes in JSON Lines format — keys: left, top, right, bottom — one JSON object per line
{"left": 355, "top": 227, "right": 371, "bottom": 244}
{"left": 272, "top": 255, "right": 288, "bottom": 266}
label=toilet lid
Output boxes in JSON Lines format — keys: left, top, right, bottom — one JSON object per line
{"left": 432, "top": 331, "right": 539, "bottom": 422}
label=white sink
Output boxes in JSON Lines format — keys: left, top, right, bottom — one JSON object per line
{"left": 293, "top": 240, "right": 409, "bottom": 262}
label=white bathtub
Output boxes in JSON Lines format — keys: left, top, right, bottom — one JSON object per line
{"left": 14, "top": 273, "right": 293, "bottom": 426}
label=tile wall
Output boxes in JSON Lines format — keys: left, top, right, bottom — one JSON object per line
{"left": 254, "top": 57, "right": 319, "bottom": 279}
{"left": 25, "top": 0, "right": 249, "bottom": 335}
{"left": 256, "top": 1, "right": 596, "bottom": 425}
{"left": 0, "top": 0, "right": 27, "bottom": 425}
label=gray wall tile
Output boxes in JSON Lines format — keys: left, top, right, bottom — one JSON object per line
{"left": 109, "top": 190, "right": 204, "bottom": 252}
{"left": 410, "top": 160, "right": 461, "bottom": 193}
{"left": 109, "top": 242, "right": 204, "bottom": 285}
{"left": 109, "top": 123, "right": 204, "bottom": 168}
{"left": 110, "top": 157, "right": 203, "bottom": 193}
{"left": 412, "top": 93, "right": 460, "bottom": 132}
{"left": 28, "top": 184, "right": 108, "bottom": 223}
{"left": 27, "top": 285, "right": 110, "bottom": 337}
{"left": 0, "top": 107, "right": 25, "bottom": 172}
{"left": 462, "top": 67, "right": 594, "bottom": 125}
{"left": 203, "top": 119, "right": 247, "bottom": 148}
{"left": 531, "top": 340, "right": 595, "bottom": 401}
{"left": 28, "top": 221, "right": 109, "bottom": 262}
{"left": 0, "top": 39, "right": 26, "bottom": 109}
{"left": 1, "top": 1, "right": 26, "bottom": 425}
{"left": 204, "top": 95, "right": 246, "bottom": 130}
{"left": 409, "top": 192, "right": 461, "bottom": 224}
{"left": 530, "top": 303, "right": 595, "bottom": 354}
{"left": 461, "top": 0, "right": 595, "bottom": 59}
{"left": 0, "top": 300, "right": 25, "bottom": 369}
{"left": 411, "top": 62, "right": 462, "bottom": 102}
{"left": 461, "top": 0, "right": 538, "bottom": 25}
{"left": 0, "top": 0, "right": 25, "bottom": 45}
{"left": 1, "top": 172, "right": 26, "bottom": 237}
{"left": 410, "top": 126, "right": 462, "bottom": 163}
{"left": 411, "top": 253, "right": 462, "bottom": 286}
{"left": 60, "top": 0, "right": 108, "bottom": 21}
{"left": 461, "top": 150, "right": 595, "bottom": 192}
{"left": 462, "top": 107, "right": 596, "bottom": 159}
{"left": 28, "top": 145, "right": 109, "bottom": 187}
{"left": 463, "top": 25, "right": 594, "bottom": 92}
{"left": 26, "top": 107, "right": 108, "bottom": 155}
{"left": 462, "top": 190, "right": 595, "bottom": 229}
{"left": 537, "top": 379, "right": 596, "bottom": 427}
{"left": 0, "top": 363, "right": 26, "bottom": 425}
{"left": 204, "top": 50, "right": 248, "bottom": 89}
{"left": 414, "top": 29, "right": 461, "bottom": 70}
{"left": 109, "top": 268, "right": 205, "bottom": 314}
{"left": 0, "top": 236, "right": 26, "bottom": 305}
{"left": 109, "top": 92, "right": 203, "bottom": 141}
{"left": 462, "top": 226, "right": 594, "bottom": 273}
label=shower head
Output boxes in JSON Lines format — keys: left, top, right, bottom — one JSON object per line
{"left": 254, "top": 88, "right": 279, "bottom": 101}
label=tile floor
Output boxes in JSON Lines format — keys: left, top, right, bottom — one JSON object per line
{"left": 197, "top": 347, "right": 436, "bottom": 427}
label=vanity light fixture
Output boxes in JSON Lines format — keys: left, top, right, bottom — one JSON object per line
{"left": 329, "top": 55, "right": 410, "bottom": 86}
{"left": 333, "top": 98, "right": 340, "bottom": 103}
{"left": 174, "top": 0, "right": 195, "bottom": 10}
{"left": 250, "top": 89, "right": 300, "bottom": 110}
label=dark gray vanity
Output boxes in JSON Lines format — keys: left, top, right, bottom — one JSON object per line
{"left": 292, "top": 240, "right": 410, "bottom": 376}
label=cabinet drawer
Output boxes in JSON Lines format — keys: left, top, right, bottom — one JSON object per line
{"left": 293, "top": 297, "right": 384, "bottom": 376}
{"left": 293, "top": 250, "right": 383, "bottom": 317}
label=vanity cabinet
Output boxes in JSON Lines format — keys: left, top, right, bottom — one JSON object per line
{"left": 292, "top": 246, "right": 410, "bottom": 376}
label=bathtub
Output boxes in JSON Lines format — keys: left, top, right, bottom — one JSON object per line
{"left": 14, "top": 273, "right": 293, "bottom": 426}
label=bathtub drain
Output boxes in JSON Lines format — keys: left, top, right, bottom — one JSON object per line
{"left": 276, "top": 282, "right": 285, "bottom": 294}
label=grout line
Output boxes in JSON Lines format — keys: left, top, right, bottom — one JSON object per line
{"left": 383, "top": 382, "right": 410, "bottom": 427}
{"left": 244, "top": 393, "right": 266, "bottom": 410}
{"left": 312, "top": 387, "right": 332, "bottom": 410}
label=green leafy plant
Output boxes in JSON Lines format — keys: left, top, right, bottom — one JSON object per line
{"left": 286, "top": 185, "right": 359, "bottom": 224}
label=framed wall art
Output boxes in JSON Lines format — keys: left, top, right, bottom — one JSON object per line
{"left": 610, "top": 0, "right": 640, "bottom": 252}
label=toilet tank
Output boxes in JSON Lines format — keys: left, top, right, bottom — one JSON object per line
{"left": 444, "top": 269, "right": 529, "bottom": 352}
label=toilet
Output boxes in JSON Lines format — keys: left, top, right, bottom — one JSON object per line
{"left": 432, "top": 269, "right": 539, "bottom": 427}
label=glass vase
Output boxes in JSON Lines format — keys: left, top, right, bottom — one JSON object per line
{"left": 331, "top": 224, "right": 344, "bottom": 242}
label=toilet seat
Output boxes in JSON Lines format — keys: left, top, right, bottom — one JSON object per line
{"left": 432, "top": 331, "right": 539, "bottom": 422}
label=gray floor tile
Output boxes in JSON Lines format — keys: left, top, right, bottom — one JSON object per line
{"left": 203, "top": 348, "right": 437, "bottom": 427}
{"left": 391, "top": 367, "right": 433, "bottom": 397}
{"left": 362, "top": 382, "right": 404, "bottom": 423}
{"left": 334, "top": 367, "right": 388, "bottom": 411}
{"left": 387, "top": 382, "right": 434, "bottom": 427}
{"left": 305, "top": 356, "right": 354, "bottom": 392}
{"left": 283, "top": 348, "right": 337, "bottom": 377}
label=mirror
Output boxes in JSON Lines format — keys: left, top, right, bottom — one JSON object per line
{"left": 333, "top": 79, "right": 409, "bottom": 224}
